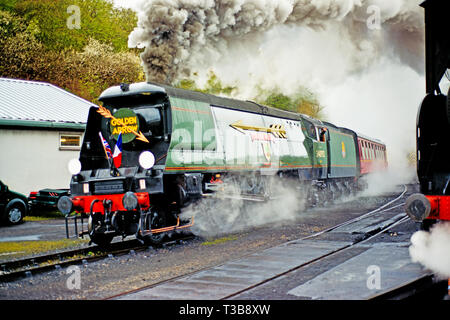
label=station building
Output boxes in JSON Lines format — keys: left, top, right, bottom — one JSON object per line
{"left": 0, "top": 78, "right": 94, "bottom": 195}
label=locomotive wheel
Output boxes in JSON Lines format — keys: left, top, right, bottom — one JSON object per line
{"left": 140, "top": 207, "right": 167, "bottom": 245}
{"left": 88, "top": 214, "right": 114, "bottom": 247}
{"left": 89, "top": 233, "right": 114, "bottom": 247}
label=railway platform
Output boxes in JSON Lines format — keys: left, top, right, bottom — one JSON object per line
{"left": 115, "top": 189, "right": 442, "bottom": 300}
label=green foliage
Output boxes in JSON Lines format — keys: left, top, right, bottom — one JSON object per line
{"left": 263, "top": 92, "right": 293, "bottom": 112}
{"left": 0, "top": 11, "right": 53, "bottom": 80}
{"left": 0, "top": 0, "right": 326, "bottom": 118}
{"left": 12, "top": 0, "right": 137, "bottom": 52}
{"left": 64, "top": 39, "right": 145, "bottom": 103}
{"left": 256, "top": 86, "right": 325, "bottom": 119}
{"left": 174, "top": 71, "right": 236, "bottom": 96}
{"left": 0, "top": 8, "right": 23, "bottom": 37}
{"left": 201, "top": 236, "right": 238, "bottom": 246}
{"left": 0, "top": 1, "right": 143, "bottom": 102}
{"left": 175, "top": 72, "right": 325, "bottom": 119}
{"left": 202, "top": 71, "right": 236, "bottom": 96}
{"left": 176, "top": 78, "right": 199, "bottom": 92}
{"left": 0, "top": 0, "right": 18, "bottom": 12}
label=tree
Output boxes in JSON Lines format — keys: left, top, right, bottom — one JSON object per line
{"left": 11, "top": 0, "right": 137, "bottom": 52}
{"left": 64, "top": 39, "right": 145, "bottom": 102}
{"left": 174, "top": 71, "right": 236, "bottom": 96}
{"left": 0, "top": 10, "right": 59, "bottom": 81}
{"left": 0, "top": 1, "right": 143, "bottom": 102}
{"left": 256, "top": 86, "right": 325, "bottom": 119}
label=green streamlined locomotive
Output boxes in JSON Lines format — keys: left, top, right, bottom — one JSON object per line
{"left": 58, "top": 82, "right": 387, "bottom": 246}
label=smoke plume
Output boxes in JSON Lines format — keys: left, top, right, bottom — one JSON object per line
{"left": 409, "top": 222, "right": 450, "bottom": 278}
{"left": 129, "top": 0, "right": 424, "bottom": 84}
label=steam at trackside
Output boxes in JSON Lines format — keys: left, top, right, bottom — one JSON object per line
{"left": 181, "top": 176, "right": 307, "bottom": 238}
{"left": 409, "top": 223, "right": 450, "bottom": 279}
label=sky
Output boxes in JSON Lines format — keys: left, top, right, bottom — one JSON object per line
{"left": 112, "top": 0, "right": 141, "bottom": 10}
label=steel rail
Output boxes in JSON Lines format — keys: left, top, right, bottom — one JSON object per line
{"left": 107, "top": 185, "right": 410, "bottom": 300}
{"left": 0, "top": 235, "right": 195, "bottom": 283}
{"left": 220, "top": 211, "right": 410, "bottom": 300}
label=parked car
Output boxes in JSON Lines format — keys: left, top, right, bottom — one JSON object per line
{"left": 28, "top": 188, "right": 70, "bottom": 213}
{"left": 0, "top": 180, "right": 29, "bottom": 225}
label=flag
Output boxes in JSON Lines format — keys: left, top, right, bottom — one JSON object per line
{"left": 99, "top": 132, "right": 112, "bottom": 159}
{"left": 113, "top": 132, "right": 123, "bottom": 168}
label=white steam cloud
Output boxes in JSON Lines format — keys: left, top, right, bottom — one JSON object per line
{"left": 129, "top": 0, "right": 424, "bottom": 84}
{"left": 409, "top": 223, "right": 450, "bottom": 278}
{"left": 182, "top": 176, "right": 307, "bottom": 237}
{"left": 129, "top": 0, "right": 425, "bottom": 187}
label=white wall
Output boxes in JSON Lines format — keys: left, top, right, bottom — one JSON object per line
{"left": 0, "top": 128, "right": 83, "bottom": 195}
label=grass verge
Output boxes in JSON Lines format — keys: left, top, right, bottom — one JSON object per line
{"left": 0, "top": 239, "right": 89, "bottom": 261}
{"left": 201, "top": 236, "right": 238, "bottom": 246}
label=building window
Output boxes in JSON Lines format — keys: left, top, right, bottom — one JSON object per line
{"left": 59, "top": 133, "right": 82, "bottom": 150}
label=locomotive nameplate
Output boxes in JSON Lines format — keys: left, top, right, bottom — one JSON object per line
{"left": 109, "top": 108, "right": 140, "bottom": 143}
{"left": 94, "top": 179, "right": 125, "bottom": 194}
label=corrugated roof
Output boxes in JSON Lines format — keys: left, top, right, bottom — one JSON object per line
{"left": 0, "top": 78, "right": 96, "bottom": 128}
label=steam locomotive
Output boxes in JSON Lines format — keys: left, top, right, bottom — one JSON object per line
{"left": 405, "top": 0, "right": 450, "bottom": 230}
{"left": 58, "top": 81, "right": 387, "bottom": 246}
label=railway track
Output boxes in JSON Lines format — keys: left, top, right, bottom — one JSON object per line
{"left": 3, "top": 184, "right": 431, "bottom": 300}
{"left": 0, "top": 234, "right": 195, "bottom": 283}
{"left": 369, "top": 274, "right": 448, "bottom": 300}
{"left": 109, "top": 184, "right": 424, "bottom": 300}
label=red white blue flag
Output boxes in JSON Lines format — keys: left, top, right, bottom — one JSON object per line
{"left": 99, "top": 132, "right": 113, "bottom": 159}
{"left": 113, "top": 132, "right": 123, "bottom": 168}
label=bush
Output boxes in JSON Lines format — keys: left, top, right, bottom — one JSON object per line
{"left": 0, "top": 1, "right": 143, "bottom": 103}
